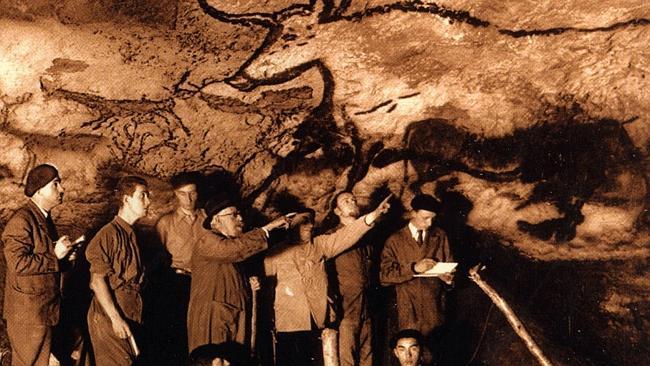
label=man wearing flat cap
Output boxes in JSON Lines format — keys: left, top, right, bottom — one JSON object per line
{"left": 155, "top": 172, "right": 206, "bottom": 361}
{"left": 380, "top": 194, "right": 454, "bottom": 363}
{"left": 2, "top": 164, "right": 75, "bottom": 366}
{"left": 187, "top": 192, "right": 289, "bottom": 353}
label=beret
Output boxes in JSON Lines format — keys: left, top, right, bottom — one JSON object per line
{"left": 24, "top": 164, "right": 59, "bottom": 197}
{"left": 410, "top": 194, "right": 441, "bottom": 213}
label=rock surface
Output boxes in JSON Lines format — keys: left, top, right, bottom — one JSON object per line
{"left": 0, "top": 0, "right": 648, "bottom": 364}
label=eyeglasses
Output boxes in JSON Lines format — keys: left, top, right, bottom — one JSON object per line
{"left": 216, "top": 211, "right": 241, "bottom": 217}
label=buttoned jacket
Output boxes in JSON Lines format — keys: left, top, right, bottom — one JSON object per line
{"left": 264, "top": 217, "right": 373, "bottom": 332}
{"left": 2, "top": 201, "right": 62, "bottom": 325}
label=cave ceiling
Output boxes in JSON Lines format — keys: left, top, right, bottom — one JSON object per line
{"left": 0, "top": 0, "right": 648, "bottom": 263}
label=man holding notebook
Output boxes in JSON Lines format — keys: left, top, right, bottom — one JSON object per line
{"left": 380, "top": 194, "right": 454, "bottom": 363}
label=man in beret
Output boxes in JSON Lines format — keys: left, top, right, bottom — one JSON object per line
{"left": 2, "top": 164, "right": 75, "bottom": 366}
{"left": 264, "top": 195, "right": 391, "bottom": 366}
{"left": 86, "top": 176, "right": 150, "bottom": 365}
{"left": 155, "top": 172, "right": 206, "bottom": 362}
{"left": 380, "top": 194, "right": 454, "bottom": 364}
{"left": 187, "top": 193, "right": 290, "bottom": 353}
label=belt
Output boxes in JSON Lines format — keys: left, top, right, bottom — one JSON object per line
{"left": 173, "top": 268, "right": 191, "bottom": 276}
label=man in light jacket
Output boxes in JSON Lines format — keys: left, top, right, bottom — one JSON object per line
{"left": 264, "top": 195, "right": 391, "bottom": 366}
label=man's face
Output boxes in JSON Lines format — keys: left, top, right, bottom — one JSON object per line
{"left": 174, "top": 183, "right": 198, "bottom": 211}
{"left": 393, "top": 337, "right": 421, "bottom": 366}
{"left": 124, "top": 185, "right": 151, "bottom": 220}
{"left": 211, "top": 358, "right": 230, "bottom": 366}
{"left": 211, "top": 206, "right": 244, "bottom": 237}
{"left": 35, "top": 177, "right": 64, "bottom": 210}
{"left": 411, "top": 209, "right": 436, "bottom": 231}
{"left": 335, "top": 193, "right": 360, "bottom": 219}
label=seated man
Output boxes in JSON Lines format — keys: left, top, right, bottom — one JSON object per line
{"left": 391, "top": 329, "right": 425, "bottom": 366}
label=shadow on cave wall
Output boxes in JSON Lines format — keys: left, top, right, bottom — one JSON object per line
{"left": 372, "top": 114, "right": 643, "bottom": 244}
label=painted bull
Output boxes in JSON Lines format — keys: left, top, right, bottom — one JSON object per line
{"left": 198, "top": 0, "right": 649, "bottom": 245}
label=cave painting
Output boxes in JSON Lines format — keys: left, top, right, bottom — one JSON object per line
{"left": 200, "top": 0, "right": 649, "bottom": 259}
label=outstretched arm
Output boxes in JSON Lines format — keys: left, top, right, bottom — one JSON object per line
{"left": 194, "top": 229, "right": 268, "bottom": 263}
{"left": 316, "top": 194, "right": 392, "bottom": 258}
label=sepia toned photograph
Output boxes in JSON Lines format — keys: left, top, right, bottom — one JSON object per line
{"left": 0, "top": 1, "right": 648, "bottom": 365}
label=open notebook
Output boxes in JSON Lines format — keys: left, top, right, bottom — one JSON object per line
{"left": 413, "top": 262, "right": 458, "bottom": 277}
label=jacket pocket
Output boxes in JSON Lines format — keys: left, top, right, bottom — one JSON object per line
{"left": 14, "top": 274, "right": 56, "bottom": 295}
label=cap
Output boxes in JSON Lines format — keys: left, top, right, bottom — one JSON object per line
{"left": 24, "top": 164, "right": 59, "bottom": 197}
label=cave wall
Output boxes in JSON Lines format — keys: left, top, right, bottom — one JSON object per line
{"left": 1, "top": 0, "right": 649, "bottom": 365}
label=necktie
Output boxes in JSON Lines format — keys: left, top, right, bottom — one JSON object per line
{"left": 45, "top": 214, "right": 58, "bottom": 241}
{"left": 417, "top": 230, "right": 424, "bottom": 245}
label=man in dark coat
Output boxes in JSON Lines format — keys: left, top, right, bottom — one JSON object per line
{"left": 380, "top": 194, "right": 454, "bottom": 362}
{"left": 2, "top": 164, "right": 75, "bottom": 366}
{"left": 187, "top": 194, "right": 289, "bottom": 353}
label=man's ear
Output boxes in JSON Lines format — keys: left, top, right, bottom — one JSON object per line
{"left": 393, "top": 348, "right": 399, "bottom": 358}
{"left": 333, "top": 206, "right": 341, "bottom": 216}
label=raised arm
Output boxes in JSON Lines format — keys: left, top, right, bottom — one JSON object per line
{"left": 314, "top": 216, "right": 373, "bottom": 259}
{"left": 194, "top": 228, "right": 268, "bottom": 263}
{"left": 315, "top": 194, "right": 391, "bottom": 259}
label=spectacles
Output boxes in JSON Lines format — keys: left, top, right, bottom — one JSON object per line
{"left": 216, "top": 211, "right": 241, "bottom": 217}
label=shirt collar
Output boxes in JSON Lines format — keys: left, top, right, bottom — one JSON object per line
{"left": 30, "top": 198, "right": 49, "bottom": 218}
{"left": 113, "top": 215, "right": 134, "bottom": 234}
{"left": 408, "top": 222, "right": 426, "bottom": 242}
{"left": 177, "top": 207, "right": 198, "bottom": 217}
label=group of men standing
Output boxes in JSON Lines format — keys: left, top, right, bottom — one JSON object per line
{"left": 2, "top": 164, "right": 455, "bottom": 366}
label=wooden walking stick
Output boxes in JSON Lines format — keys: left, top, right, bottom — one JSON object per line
{"left": 469, "top": 265, "right": 554, "bottom": 366}
{"left": 322, "top": 328, "right": 340, "bottom": 366}
{"left": 251, "top": 282, "right": 259, "bottom": 357}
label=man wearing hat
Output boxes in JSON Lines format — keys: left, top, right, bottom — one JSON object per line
{"left": 380, "top": 194, "right": 454, "bottom": 363}
{"left": 2, "top": 164, "right": 75, "bottom": 365}
{"left": 187, "top": 193, "right": 289, "bottom": 353}
{"left": 155, "top": 172, "right": 206, "bottom": 362}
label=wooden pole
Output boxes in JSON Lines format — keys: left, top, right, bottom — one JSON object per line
{"left": 322, "top": 328, "right": 339, "bottom": 366}
{"left": 469, "top": 265, "right": 554, "bottom": 366}
{"left": 251, "top": 287, "right": 258, "bottom": 357}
